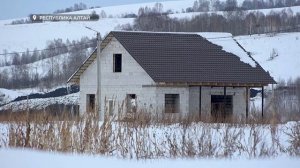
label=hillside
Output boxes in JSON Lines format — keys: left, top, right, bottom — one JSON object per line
{"left": 0, "top": 0, "right": 198, "bottom": 53}
{"left": 0, "top": 0, "right": 300, "bottom": 110}
{"left": 170, "top": 5, "right": 300, "bottom": 19}
{"left": 0, "top": 18, "right": 133, "bottom": 54}
{"left": 1, "top": 0, "right": 299, "bottom": 53}
{"left": 235, "top": 32, "right": 300, "bottom": 81}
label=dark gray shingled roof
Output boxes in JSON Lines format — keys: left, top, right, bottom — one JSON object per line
{"left": 110, "top": 31, "right": 276, "bottom": 85}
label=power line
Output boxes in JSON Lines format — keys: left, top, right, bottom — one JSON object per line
{"left": 205, "top": 35, "right": 233, "bottom": 39}
{"left": 205, "top": 25, "right": 300, "bottom": 41}
{"left": 0, "top": 40, "right": 97, "bottom": 56}
{"left": 0, "top": 25, "right": 299, "bottom": 56}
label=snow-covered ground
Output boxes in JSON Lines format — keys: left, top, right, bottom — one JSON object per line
{"left": 0, "top": 18, "right": 133, "bottom": 54}
{"left": 1, "top": 0, "right": 295, "bottom": 53}
{"left": 68, "top": 0, "right": 196, "bottom": 17}
{"left": 0, "top": 92, "right": 78, "bottom": 112}
{"left": 0, "top": 88, "right": 41, "bottom": 105}
{"left": 170, "top": 6, "right": 300, "bottom": 19}
{"left": 0, "top": 148, "right": 299, "bottom": 168}
{"left": 0, "top": 0, "right": 197, "bottom": 53}
{"left": 235, "top": 32, "right": 300, "bottom": 81}
{"left": 0, "top": 120, "right": 299, "bottom": 166}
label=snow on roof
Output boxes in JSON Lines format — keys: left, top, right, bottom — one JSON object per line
{"left": 235, "top": 32, "right": 300, "bottom": 81}
{"left": 198, "top": 32, "right": 257, "bottom": 67}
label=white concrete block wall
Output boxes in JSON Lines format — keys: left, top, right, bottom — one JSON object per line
{"left": 232, "top": 88, "right": 247, "bottom": 117}
{"left": 201, "top": 87, "right": 212, "bottom": 116}
{"left": 155, "top": 86, "right": 190, "bottom": 116}
{"left": 189, "top": 86, "right": 200, "bottom": 115}
{"left": 99, "top": 37, "right": 157, "bottom": 117}
{"left": 79, "top": 61, "right": 97, "bottom": 115}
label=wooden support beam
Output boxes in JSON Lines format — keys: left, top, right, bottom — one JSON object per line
{"left": 262, "top": 86, "right": 264, "bottom": 118}
{"left": 246, "top": 87, "right": 249, "bottom": 118}
{"left": 199, "top": 86, "right": 202, "bottom": 119}
{"left": 224, "top": 86, "right": 226, "bottom": 118}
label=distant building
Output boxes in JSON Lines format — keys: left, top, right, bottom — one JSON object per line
{"left": 68, "top": 31, "right": 275, "bottom": 120}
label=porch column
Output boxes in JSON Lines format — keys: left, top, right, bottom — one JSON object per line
{"left": 246, "top": 87, "right": 249, "bottom": 118}
{"left": 199, "top": 86, "right": 202, "bottom": 118}
{"left": 223, "top": 86, "right": 226, "bottom": 117}
{"left": 261, "top": 86, "right": 264, "bottom": 118}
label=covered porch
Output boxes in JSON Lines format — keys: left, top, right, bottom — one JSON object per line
{"left": 157, "top": 82, "right": 268, "bottom": 119}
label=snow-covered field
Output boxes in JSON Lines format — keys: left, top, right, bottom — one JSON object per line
{"left": 0, "top": 148, "right": 299, "bottom": 168}
{"left": 0, "top": 0, "right": 197, "bottom": 53}
{"left": 0, "top": 1, "right": 299, "bottom": 166}
{"left": 1, "top": 0, "right": 298, "bottom": 53}
{"left": 0, "top": 88, "right": 42, "bottom": 105}
{"left": 0, "top": 18, "right": 133, "bottom": 54}
{"left": 0, "top": 0, "right": 300, "bottom": 111}
{"left": 235, "top": 32, "right": 300, "bottom": 81}
{"left": 0, "top": 120, "right": 299, "bottom": 166}
{"left": 68, "top": 0, "right": 196, "bottom": 17}
{"left": 170, "top": 6, "right": 300, "bottom": 19}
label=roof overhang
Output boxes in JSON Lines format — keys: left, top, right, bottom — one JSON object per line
{"left": 66, "top": 32, "right": 117, "bottom": 84}
{"left": 67, "top": 48, "right": 97, "bottom": 84}
{"left": 143, "top": 82, "right": 269, "bottom": 88}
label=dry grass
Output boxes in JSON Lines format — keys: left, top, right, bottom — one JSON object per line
{"left": 1, "top": 109, "right": 300, "bottom": 159}
{"left": 1, "top": 94, "right": 300, "bottom": 159}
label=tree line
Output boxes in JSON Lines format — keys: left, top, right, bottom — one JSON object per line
{"left": 187, "top": 0, "right": 300, "bottom": 13}
{"left": 53, "top": 3, "right": 88, "bottom": 14}
{"left": 0, "top": 37, "right": 97, "bottom": 89}
{"left": 121, "top": 6, "right": 300, "bottom": 36}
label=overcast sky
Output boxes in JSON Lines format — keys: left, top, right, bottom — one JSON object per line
{"left": 0, "top": 0, "right": 167, "bottom": 20}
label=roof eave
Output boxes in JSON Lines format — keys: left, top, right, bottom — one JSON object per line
{"left": 67, "top": 48, "right": 97, "bottom": 84}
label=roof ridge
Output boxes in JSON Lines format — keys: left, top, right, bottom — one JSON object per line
{"left": 111, "top": 30, "right": 232, "bottom": 36}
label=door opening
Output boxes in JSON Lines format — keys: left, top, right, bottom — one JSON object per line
{"left": 211, "top": 95, "right": 233, "bottom": 119}
{"left": 87, "top": 94, "right": 95, "bottom": 113}
{"left": 126, "top": 94, "right": 137, "bottom": 113}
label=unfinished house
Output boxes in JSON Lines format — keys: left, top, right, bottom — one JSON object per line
{"left": 68, "top": 31, "right": 276, "bottom": 120}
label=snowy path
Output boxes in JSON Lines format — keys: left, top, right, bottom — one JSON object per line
{"left": 0, "top": 148, "right": 299, "bottom": 168}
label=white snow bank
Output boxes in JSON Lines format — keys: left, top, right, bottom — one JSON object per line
{"left": 0, "top": 88, "right": 38, "bottom": 105}
{"left": 0, "top": 88, "right": 22, "bottom": 105}
{"left": 0, "top": 92, "right": 79, "bottom": 112}
{"left": 198, "top": 32, "right": 256, "bottom": 67}
{"left": 0, "top": 148, "right": 299, "bottom": 168}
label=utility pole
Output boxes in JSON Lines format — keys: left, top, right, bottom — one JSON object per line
{"left": 85, "top": 26, "right": 102, "bottom": 120}
{"left": 250, "top": 17, "right": 252, "bottom": 36}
